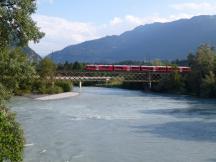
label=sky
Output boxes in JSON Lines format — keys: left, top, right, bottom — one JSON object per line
{"left": 30, "top": 0, "right": 216, "bottom": 56}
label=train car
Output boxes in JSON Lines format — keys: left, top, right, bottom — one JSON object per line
{"left": 154, "top": 66, "right": 168, "bottom": 73}
{"left": 98, "top": 65, "right": 113, "bottom": 71}
{"left": 130, "top": 65, "right": 141, "bottom": 72}
{"left": 84, "top": 65, "right": 192, "bottom": 73}
{"left": 166, "top": 66, "right": 178, "bottom": 73}
{"left": 141, "top": 66, "right": 155, "bottom": 72}
{"left": 113, "top": 65, "right": 130, "bottom": 71}
{"left": 166, "top": 66, "right": 191, "bottom": 73}
{"left": 84, "top": 65, "right": 98, "bottom": 71}
{"left": 179, "top": 67, "right": 191, "bottom": 73}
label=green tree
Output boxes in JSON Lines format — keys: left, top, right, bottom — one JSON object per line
{"left": 152, "top": 59, "right": 164, "bottom": 66}
{"left": 0, "top": 0, "right": 44, "bottom": 49}
{"left": 154, "top": 71, "right": 184, "bottom": 93}
{"left": 0, "top": 84, "right": 24, "bottom": 162}
{"left": 0, "top": 106, "right": 24, "bottom": 162}
{"left": 0, "top": 48, "right": 36, "bottom": 94}
{"left": 187, "top": 53, "right": 195, "bottom": 66}
{"left": 73, "top": 61, "right": 83, "bottom": 70}
{"left": 200, "top": 71, "right": 216, "bottom": 98}
{"left": 186, "top": 44, "right": 216, "bottom": 96}
{"left": 0, "top": 0, "right": 44, "bottom": 161}
{"left": 0, "top": 84, "right": 11, "bottom": 105}
{"left": 0, "top": 48, "right": 35, "bottom": 162}
{"left": 38, "top": 58, "right": 56, "bottom": 79}
{"left": 63, "top": 61, "right": 69, "bottom": 70}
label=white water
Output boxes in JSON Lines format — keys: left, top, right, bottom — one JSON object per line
{"left": 10, "top": 87, "right": 216, "bottom": 162}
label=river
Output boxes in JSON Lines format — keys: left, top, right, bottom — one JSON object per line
{"left": 9, "top": 87, "right": 216, "bottom": 162}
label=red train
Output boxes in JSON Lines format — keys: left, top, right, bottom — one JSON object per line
{"left": 84, "top": 65, "right": 191, "bottom": 73}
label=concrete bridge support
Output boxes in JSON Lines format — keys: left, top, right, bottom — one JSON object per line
{"left": 79, "top": 81, "right": 82, "bottom": 89}
{"left": 149, "top": 81, "right": 152, "bottom": 89}
{"left": 148, "top": 73, "right": 152, "bottom": 89}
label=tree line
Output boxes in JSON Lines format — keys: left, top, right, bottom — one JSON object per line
{"left": 57, "top": 61, "right": 86, "bottom": 71}
{"left": 147, "top": 44, "right": 216, "bottom": 98}
{"left": 55, "top": 44, "right": 216, "bottom": 98}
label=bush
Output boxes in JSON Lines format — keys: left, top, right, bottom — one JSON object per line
{"left": 46, "top": 85, "right": 63, "bottom": 94}
{"left": 0, "top": 84, "right": 11, "bottom": 104}
{"left": 200, "top": 71, "right": 216, "bottom": 98}
{"left": 0, "top": 106, "right": 24, "bottom": 162}
{"left": 55, "top": 81, "right": 73, "bottom": 92}
{"left": 38, "top": 85, "right": 63, "bottom": 94}
{"left": 32, "top": 80, "right": 44, "bottom": 93}
{"left": 153, "top": 72, "right": 185, "bottom": 93}
{"left": 15, "top": 89, "right": 32, "bottom": 96}
{"left": 33, "top": 80, "right": 72, "bottom": 94}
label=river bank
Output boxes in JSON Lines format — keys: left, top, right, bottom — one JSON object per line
{"left": 26, "top": 92, "right": 80, "bottom": 101}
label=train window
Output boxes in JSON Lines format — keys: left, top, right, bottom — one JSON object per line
{"left": 102, "top": 66, "right": 109, "bottom": 68}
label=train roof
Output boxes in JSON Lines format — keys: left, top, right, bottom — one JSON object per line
{"left": 85, "top": 65, "right": 191, "bottom": 68}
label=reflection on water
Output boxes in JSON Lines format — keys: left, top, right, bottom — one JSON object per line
{"left": 9, "top": 87, "right": 216, "bottom": 162}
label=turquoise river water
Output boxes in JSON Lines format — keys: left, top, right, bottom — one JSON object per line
{"left": 9, "top": 87, "right": 216, "bottom": 162}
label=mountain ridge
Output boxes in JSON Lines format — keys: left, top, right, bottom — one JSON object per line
{"left": 48, "top": 15, "right": 216, "bottom": 63}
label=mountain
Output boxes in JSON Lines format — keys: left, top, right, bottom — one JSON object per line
{"left": 48, "top": 15, "right": 216, "bottom": 63}
{"left": 23, "top": 47, "right": 41, "bottom": 62}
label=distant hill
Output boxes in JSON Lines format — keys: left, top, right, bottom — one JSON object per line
{"left": 23, "top": 47, "right": 41, "bottom": 62}
{"left": 48, "top": 15, "right": 216, "bottom": 63}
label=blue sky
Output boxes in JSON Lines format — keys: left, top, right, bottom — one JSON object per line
{"left": 31, "top": 0, "right": 216, "bottom": 56}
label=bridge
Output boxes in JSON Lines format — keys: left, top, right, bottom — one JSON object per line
{"left": 55, "top": 71, "right": 174, "bottom": 88}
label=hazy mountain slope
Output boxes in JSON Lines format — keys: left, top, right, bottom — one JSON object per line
{"left": 48, "top": 15, "right": 216, "bottom": 63}
{"left": 23, "top": 47, "right": 41, "bottom": 62}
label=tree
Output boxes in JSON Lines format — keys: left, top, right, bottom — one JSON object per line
{"left": 0, "top": 106, "right": 24, "bottom": 162}
{"left": 0, "top": 84, "right": 24, "bottom": 162}
{"left": 63, "top": 61, "right": 69, "bottom": 70}
{"left": 186, "top": 44, "right": 216, "bottom": 96}
{"left": 0, "top": 0, "right": 44, "bottom": 49}
{"left": 38, "top": 58, "right": 56, "bottom": 79}
{"left": 0, "top": 0, "right": 44, "bottom": 161}
{"left": 200, "top": 71, "right": 216, "bottom": 97}
{"left": 73, "top": 61, "right": 83, "bottom": 70}
{"left": 152, "top": 59, "right": 164, "bottom": 66}
{"left": 154, "top": 71, "right": 184, "bottom": 93}
{"left": 0, "top": 48, "right": 36, "bottom": 94}
{"left": 0, "top": 84, "right": 11, "bottom": 105}
{"left": 0, "top": 48, "right": 35, "bottom": 162}
{"left": 187, "top": 53, "right": 195, "bottom": 66}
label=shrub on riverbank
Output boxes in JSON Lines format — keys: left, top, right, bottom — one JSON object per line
{"left": 32, "top": 80, "right": 73, "bottom": 94}
{"left": 55, "top": 80, "right": 73, "bottom": 92}
{"left": 0, "top": 84, "right": 24, "bottom": 161}
{"left": 38, "top": 84, "right": 63, "bottom": 94}
{"left": 113, "top": 45, "right": 216, "bottom": 98}
{"left": 151, "top": 45, "right": 216, "bottom": 98}
{"left": 0, "top": 106, "right": 24, "bottom": 162}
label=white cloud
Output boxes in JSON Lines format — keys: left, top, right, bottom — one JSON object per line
{"left": 170, "top": 2, "right": 216, "bottom": 11}
{"left": 108, "top": 14, "right": 193, "bottom": 31}
{"left": 29, "top": 13, "right": 203, "bottom": 56}
{"left": 30, "top": 15, "right": 98, "bottom": 55}
{"left": 37, "top": 0, "right": 54, "bottom": 5}
{"left": 125, "top": 15, "right": 144, "bottom": 25}
{"left": 110, "top": 17, "right": 123, "bottom": 26}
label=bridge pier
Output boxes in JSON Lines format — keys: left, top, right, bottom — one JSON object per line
{"left": 148, "top": 81, "right": 152, "bottom": 89}
{"left": 79, "top": 81, "right": 82, "bottom": 90}
{"left": 148, "top": 72, "right": 152, "bottom": 89}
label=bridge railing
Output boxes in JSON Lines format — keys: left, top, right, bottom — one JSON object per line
{"left": 55, "top": 70, "right": 172, "bottom": 83}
